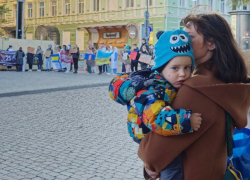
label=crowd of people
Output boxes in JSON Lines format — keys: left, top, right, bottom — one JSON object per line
{"left": 84, "top": 39, "right": 155, "bottom": 75}
{"left": 4, "top": 39, "right": 155, "bottom": 75}
{"left": 4, "top": 44, "right": 80, "bottom": 73}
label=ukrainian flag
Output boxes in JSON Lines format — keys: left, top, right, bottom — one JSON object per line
{"left": 96, "top": 50, "right": 112, "bottom": 65}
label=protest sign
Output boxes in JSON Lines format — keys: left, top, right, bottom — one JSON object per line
{"left": 139, "top": 54, "right": 152, "bottom": 64}
{"left": 130, "top": 51, "right": 138, "bottom": 60}
{"left": 45, "top": 50, "right": 51, "bottom": 57}
{"left": 60, "top": 52, "right": 73, "bottom": 63}
{"left": 28, "top": 47, "right": 35, "bottom": 54}
{"left": 84, "top": 53, "right": 95, "bottom": 60}
{"left": 70, "top": 48, "right": 77, "bottom": 53}
{"left": 0, "top": 50, "right": 16, "bottom": 66}
{"left": 95, "top": 50, "right": 112, "bottom": 66}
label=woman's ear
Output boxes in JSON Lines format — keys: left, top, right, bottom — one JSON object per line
{"left": 207, "top": 40, "right": 216, "bottom": 51}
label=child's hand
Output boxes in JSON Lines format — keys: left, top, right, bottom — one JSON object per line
{"left": 190, "top": 113, "right": 202, "bottom": 131}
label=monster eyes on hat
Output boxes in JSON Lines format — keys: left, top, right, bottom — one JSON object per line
{"left": 170, "top": 34, "right": 190, "bottom": 54}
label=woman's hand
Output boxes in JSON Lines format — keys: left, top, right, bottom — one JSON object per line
{"left": 190, "top": 113, "right": 202, "bottom": 131}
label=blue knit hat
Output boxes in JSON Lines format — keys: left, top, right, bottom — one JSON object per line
{"left": 152, "top": 30, "right": 195, "bottom": 71}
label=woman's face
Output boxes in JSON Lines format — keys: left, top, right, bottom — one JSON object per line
{"left": 184, "top": 21, "right": 213, "bottom": 65}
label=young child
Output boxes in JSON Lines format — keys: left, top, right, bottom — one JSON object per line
{"left": 109, "top": 30, "right": 202, "bottom": 180}
{"left": 85, "top": 47, "right": 96, "bottom": 74}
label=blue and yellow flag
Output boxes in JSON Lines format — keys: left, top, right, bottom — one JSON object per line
{"left": 96, "top": 50, "right": 112, "bottom": 65}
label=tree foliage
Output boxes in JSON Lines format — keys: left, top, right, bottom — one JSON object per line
{"left": 0, "top": 4, "right": 10, "bottom": 36}
{"left": 229, "top": 0, "right": 250, "bottom": 8}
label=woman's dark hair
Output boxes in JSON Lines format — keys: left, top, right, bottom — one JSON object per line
{"left": 182, "top": 13, "right": 249, "bottom": 83}
{"left": 63, "top": 45, "right": 66, "bottom": 50}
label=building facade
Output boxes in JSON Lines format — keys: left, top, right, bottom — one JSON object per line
{"left": 0, "top": 0, "right": 231, "bottom": 51}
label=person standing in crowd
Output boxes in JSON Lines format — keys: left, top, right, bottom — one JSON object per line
{"left": 121, "top": 44, "right": 127, "bottom": 72}
{"left": 106, "top": 46, "right": 113, "bottom": 75}
{"left": 36, "top": 46, "right": 43, "bottom": 72}
{"left": 26, "top": 47, "right": 34, "bottom": 72}
{"left": 110, "top": 47, "right": 118, "bottom": 75}
{"left": 45, "top": 44, "right": 53, "bottom": 72}
{"left": 62, "top": 45, "right": 67, "bottom": 53}
{"left": 67, "top": 44, "right": 73, "bottom": 71}
{"left": 6, "top": 45, "right": 14, "bottom": 71}
{"left": 140, "top": 38, "right": 149, "bottom": 53}
{"left": 139, "top": 45, "right": 149, "bottom": 70}
{"left": 97, "top": 43, "right": 107, "bottom": 75}
{"left": 86, "top": 41, "right": 96, "bottom": 74}
{"left": 15, "top": 47, "right": 25, "bottom": 72}
{"left": 131, "top": 44, "right": 140, "bottom": 72}
{"left": 124, "top": 45, "right": 131, "bottom": 73}
{"left": 149, "top": 44, "right": 155, "bottom": 59}
{"left": 71, "top": 44, "right": 80, "bottom": 74}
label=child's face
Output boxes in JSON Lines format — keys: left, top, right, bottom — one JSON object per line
{"left": 161, "top": 56, "right": 192, "bottom": 89}
{"left": 142, "top": 47, "right": 146, "bottom": 51}
{"left": 133, "top": 45, "right": 136, "bottom": 49}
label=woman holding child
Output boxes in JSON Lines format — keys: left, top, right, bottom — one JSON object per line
{"left": 109, "top": 12, "right": 250, "bottom": 180}
{"left": 137, "top": 13, "right": 250, "bottom": 180}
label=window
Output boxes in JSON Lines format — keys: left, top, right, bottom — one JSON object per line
{"left": 28, "top": 3, "right": 32, "bottom": 18}
{"left": 193, "top": 0, "right": 200, "bottom": 6}
{"left": 221, "top": 0, "right": 225, "bottom": 13}
{"left": 39, "top": 2, "right": 44, "bottom": 17}
{"left": 52, "top": 1, "right": 57, "bottom": 16}
{"left": 65, "top": 0, "right": 70, "bottom": 14}
{"left": 179, "top": 0, "right": 185, "bottom": 7}
{"left": 93, "top": 0, "right": 99, "bottom": 11}
{"left": 13, "top": 4, "right": 17, "bottom": 18}
{"left": 208, "top": 0, "right": 213, "bottom": 7}
{"left": 79, "top": 0, "right": 84, "bottom": 14}
{"left": 126, "top": 0, "right": 134, "bottom": 8}
{"left": 145, "top": 0, "right": 153, "bottom": 6}
{"left": 107, "top": 0, "right": 117, "bottom": 11}
{"left": 243, "top": 5, "right": 248, "bottom": 10}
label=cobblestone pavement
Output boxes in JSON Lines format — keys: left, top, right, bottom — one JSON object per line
{"left": 0, "top": 72, "right": 145, "bottom": 180}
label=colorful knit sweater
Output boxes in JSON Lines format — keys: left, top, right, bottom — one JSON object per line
{"left": 109, "top": 69, "right": 193, "bottom": 141}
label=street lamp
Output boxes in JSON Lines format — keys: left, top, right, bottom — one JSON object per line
{"left": 144, "top": 0, "right": 150, "bottom": 39}
{"left": 16, "top": 0, "right": 25, "bottom": 39}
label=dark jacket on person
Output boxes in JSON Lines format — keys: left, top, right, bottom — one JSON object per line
{"left": 36, "top": 49, "right": 44, "bottom": 65}
{"left": 27, "top": 53, "right": 34, "bottom": 65}
{"left": 133, "top": 47, "right": 140, "bottom": 62}
{"left": 71, "top": 47, "right": 80, "bottom": 59}
{"left": 15, "top": 50, "right": 25, "bottom": 65}
{"left": 138, "top": 62, "right": 250, "bottom": 180}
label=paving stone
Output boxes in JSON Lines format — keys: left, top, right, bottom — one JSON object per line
{"left": 0, "top": 72, "right": 144, "bottom": 180}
